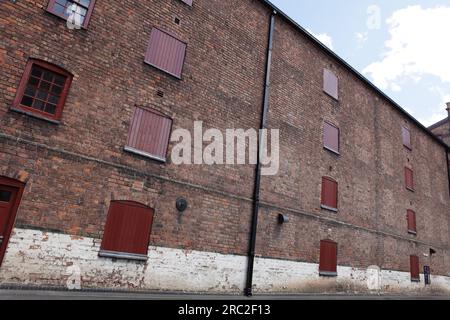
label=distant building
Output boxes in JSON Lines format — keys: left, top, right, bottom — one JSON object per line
{"left": 429, "top": 104, "right": 450, "bottom": 146}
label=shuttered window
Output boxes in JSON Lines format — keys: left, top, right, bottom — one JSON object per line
{"left": 99, "top": 201, "right": 154, "bottom": 261}
{"left": 410, "top": 255, "right": 420, "bottom": 282}
{"left": 407, "top": 210, "right": 417, "bottom": 234}
{"left": 405, "top": 167, "right": 414, "bottom": 191}
{"left": 124, "top": 107, "right": 172, "bottom": 162}
{"left": 323, "top": 69, "right": 338, "bottom": 100}
{"left": 180, "top": 0, "right": 193, "bottom": 5}
{"left": 46, "top": 0, "right": 96, "bottom": 28}
{"left": 11, "top": 58, "right": 73, "bottom": 122}
{"left": 402, "top": 126, "right": 411, "bottom": 150}
{"left": 324, "top": 122, "right": 339, "bottom": 154}
{"left": 321, "top": 177, "right": 338, "bottom": 211}
{"left": 145, "top": 28, "right": 187, "bottom": 79}
{"left": 319, "top": 240, "right": 338, "bottom": 276}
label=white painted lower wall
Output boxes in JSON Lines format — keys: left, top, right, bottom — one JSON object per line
{"left": 1, "top": 228, "right": 449, "bottom": 295}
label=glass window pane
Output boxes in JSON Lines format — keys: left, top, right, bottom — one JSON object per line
{"left": 54, "top": 3, "right": 68, "bottom": 16}
{"left": 36, "top": 90, "right": 48, "bottom": 101}
{"left": 77, "top": 6, "right": 87, "bottom": 16}
{"left": 25, "top": 85, "right": 37, "bottom": 97}
{"left": 21, "top": 96, "right": 33, "bottom": 107}
{"left": 31, "top": 67, "right": 42, "bottom": 78}
{"left": 48, "top": 94, "right": 59, "bottom": 104}
{"left": 56, "top": 0, "right": 69, "bottom": 6}
{"left": 45, "top": 104, "right": 57, "bottom": 114}
{"left": 33, "top": 100, "right": 45, "bottom": 110}
{"left": 39, "top": 81, "right": 50, "bottom": 91}
{"left": 54, "top": 75, "right": 66, "bottom": 86}
{"left": 28, "top": 76, "right": 40, "bottom": 86}
{"left": 78, "top": 0, "right": 91, "bottom": 7}
{"left": 0, "top": 190, "right": 12, "bottom": 202}
{"left": 42, "top": 71, "right": 54, "bottom": 82}
{"left": 51, "top": 85, "right": 63, "bottom": 95}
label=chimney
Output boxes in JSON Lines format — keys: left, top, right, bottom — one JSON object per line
{"left": 447, "top": 102, "right": 450, "bottom": 118}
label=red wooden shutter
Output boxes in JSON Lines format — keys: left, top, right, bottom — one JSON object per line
{"left": 323, "top": 69, "right": 338, "bottom": 100}
{"left": 402, "top": 126, "right": 411, "bottom": 150}
{"left": 125, "top": 107, "right": 172, "bottom": 161}
{"left": 410, "top": 255, "right": 420, "bottom": 281}
{"left": 101, "top": 201, "right": 154, "bottom": 256}
{"left": 180, "top": 0, "right": 193, "bottom": 5}
{"left": 321, "top": 177, "right": 338, "bottom": 210}
{"left": 319, "top": 240, "right": 337, "bottom": 275}
{"left": 405, "top": 167, "right": 414, "bottom": 191}
{"left": 145, "top": 28, "right": 187, "bottom": 78}
{"left": 407, "top": 210, "right": 417, "bottom": 233}
{"left": 324, "top": 122, "right": 339, "bottom": 153}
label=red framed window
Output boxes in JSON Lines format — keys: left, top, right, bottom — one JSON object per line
{"left": 46, "top": 0, "right": 96, "bottom": 28}
{"left": 410, "top": 255, "right": 420, "bottom": 282}
{"left": 99, "top": 201, "right": 154, "bottom": 261}
{"left": 402, "top": 126, "right": 411, "bottom": 150}
{"left": 180, "top": 0, "right": 193, "bottom": 5}
{"left": 12, "top": 59, "right": 73, "bottom": 122}
{"left": 321, "top": 177, "right": 338, "bottom": 211}
{"left": 405, "top": 167, "right": 414, "bottom": 191}
{"left": 323, "top": 69, "right": 338, "bottom": 100}
{"left": 144, "top": 28, "right": 187, "bottom": 79}
{"left": 124, "top": 106, "right": 173, "bottom": 162}
{"left": 319, "top": 240, "right": 338, "bottom": 276}
{"left": 407, "top": 210, "right": 417, "bottom": 234}
{"left": 324, "top": 121, "right": 340, "bottom": 154}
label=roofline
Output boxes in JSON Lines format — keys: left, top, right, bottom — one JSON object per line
{"left": 259, "top": 0, "right": 449, "bottom": 150}
{"left": 428, "top": 117, "right": 449, "bottom": 131}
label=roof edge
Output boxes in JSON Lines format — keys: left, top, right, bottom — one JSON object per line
{"left": 259, "top": 0, "right": 449, "bottom": 150}
{"left": 428, "top": 117, "right": 449, "bottom": 131}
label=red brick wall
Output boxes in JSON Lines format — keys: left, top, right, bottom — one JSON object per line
{"left": 257, "top": 16, "right": 450, "bottom": 275}
{"left": 1, "top": 0, "right": 449, "bottom": 279}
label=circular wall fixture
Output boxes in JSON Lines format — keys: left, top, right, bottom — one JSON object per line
{"left": 278, "top": 214, "right": 289, "bottom": 224}
{"left": 176, "top": 198, "right": 188, "bottom": 212}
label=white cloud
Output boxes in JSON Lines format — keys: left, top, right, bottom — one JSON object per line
{"left": 355, "top": 31, "right": 369, "bottom": 46}
{"left": 424, "top": 85, "right": 450, "bottom": 126}
{"left": 306, "top": 28, "right": 334, "bottom": 50}
{"left": 363, "top": 5, "right": 450, "bottom": 90}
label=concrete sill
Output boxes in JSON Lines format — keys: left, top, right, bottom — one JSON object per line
{"left": 324, "top": 146, "right": 340, "bottom": 156}
{"left": 323, "top": 90, "right": 339, "bottom": 102}
{"left": 144, "top": 61, "right": 182, "bottom": 80}
{"left": 10, "top": 107, "right": 61, "bottom": 125}
{"left": 406, "top": 187, "right": 415, "bottom": 192}
{"left": 124, "top": 146, "right": 167, "bottom": 163}
{"left": 98, "top": 250, "right": 148, "bottom": 262}
{"left": 408, "top": 230, "right": 417, "bottom": 236}
{"left": 319, "top": 271, "right": 338, "bottom": 277}
{"left": 321, "top": 205, "right": 338, "bottom": 213}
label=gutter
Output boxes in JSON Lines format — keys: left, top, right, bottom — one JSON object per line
{"left": 245, "top": 10, "right": 276, "bottom": 297}
{"left": 259, "top": 0, "right": 448, "bottom": 151}
{"left": 447, "top": 104, "right": 450, "bottom": 194}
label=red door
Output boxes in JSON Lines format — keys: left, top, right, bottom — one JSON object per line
{"left": 0, "top": 177, "right": 25, "bottom": 267}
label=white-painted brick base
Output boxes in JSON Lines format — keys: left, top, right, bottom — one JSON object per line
{"left": 1, "top": 228, "right": 449, "bottom": 295}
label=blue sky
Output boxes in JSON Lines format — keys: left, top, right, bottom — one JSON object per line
{"left": 270, "top": 0, "right": 450, "bottom": 126}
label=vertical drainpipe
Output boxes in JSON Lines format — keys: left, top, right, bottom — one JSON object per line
{"left": 244, "top": 10, "right": 276, "bottom": 297}
{"left": 446, "top": 103, "right": 450, "bottom": 194}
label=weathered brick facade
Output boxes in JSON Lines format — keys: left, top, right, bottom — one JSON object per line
{"left": 0, "top": 0, "right": 449, "bottom": 294}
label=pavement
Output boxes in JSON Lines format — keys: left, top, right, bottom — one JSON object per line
{"left": 0, "top": 289, "right": 449, "bottom": 300}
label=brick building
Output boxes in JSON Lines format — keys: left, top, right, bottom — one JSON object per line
{"left": 1, "top": 0, "right": 449, "bottom": 295}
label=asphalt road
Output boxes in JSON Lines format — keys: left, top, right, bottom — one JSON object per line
{"left": 0, "top": 289, "right": 449, "bottom": 300}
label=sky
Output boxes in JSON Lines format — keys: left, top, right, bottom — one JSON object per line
{"left": 270, "top": 0, "right": 450, "bottom": 127}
